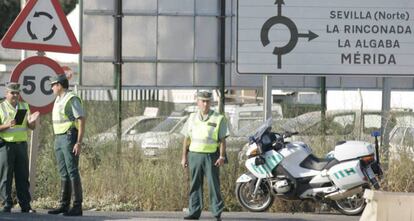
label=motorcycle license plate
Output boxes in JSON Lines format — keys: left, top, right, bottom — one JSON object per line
{"left": 365, "top": 166, "right": 376, "bottom": 180}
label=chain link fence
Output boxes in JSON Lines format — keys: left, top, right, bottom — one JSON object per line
{"left": 31, "top": 89, "right": 414, "bottom": 212}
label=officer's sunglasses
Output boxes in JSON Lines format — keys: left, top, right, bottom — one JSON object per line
{"left": 9, "top": 91, "right": 19, "bottom": 95}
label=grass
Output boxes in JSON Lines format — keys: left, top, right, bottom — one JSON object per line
{"left": 29, "top": 100, "right": 414, "bottom": 212}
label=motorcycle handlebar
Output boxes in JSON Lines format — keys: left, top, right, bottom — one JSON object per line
{"left": 283, "top": 131, "right": 299, "bottom": 138}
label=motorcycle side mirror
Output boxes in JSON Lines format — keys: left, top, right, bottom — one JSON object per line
{"left": 248, "top": 136, "right": 255, "bottom": 144}
{"left": 255, "top": 156, "right": 266, "bottom": 166}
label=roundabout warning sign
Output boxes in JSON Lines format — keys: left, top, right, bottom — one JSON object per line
{"left": 1, "top": 0, "right": 80, "bottom": 53}
{"left": 236, "top": 0, "right": 414, "bottom": 76}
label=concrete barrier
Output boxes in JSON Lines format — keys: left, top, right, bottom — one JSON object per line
{"left": 360, "top": 189, "right": 414, "bottom": 221}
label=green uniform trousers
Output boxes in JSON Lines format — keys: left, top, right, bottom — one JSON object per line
{"left": 54, "top": 132, "right": 80, "bottom": 181}
{"left": 188, "top": 151, "right": 224, "bottom": 218}
{"left": 0, "top": 142, "right": 31, "bottom": 209}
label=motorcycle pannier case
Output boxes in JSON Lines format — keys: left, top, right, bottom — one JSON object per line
{"left": 327, "top": 160, "right": 366, "bottom": 190}
{"left": 334, "top": 141, "right": 374, "bottom": 161}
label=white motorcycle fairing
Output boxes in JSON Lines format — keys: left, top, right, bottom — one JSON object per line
{"left": 236, "top": 173, "right": 253, "bottom": 183}
{"left": 245, "top": 150, "right": 284, "bottom": 178}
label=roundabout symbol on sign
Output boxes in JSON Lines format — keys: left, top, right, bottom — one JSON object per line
{"left": 260, "top": 0, "right": 319, "bottom": 69}
{"left": 27, "top": 11, "right": 57, "bottom": 42}
{"left": 10, "top": 56, "right": 64, "bottom": 115}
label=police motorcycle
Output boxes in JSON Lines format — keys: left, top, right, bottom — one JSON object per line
{"left": 235, "top": 118, "right": 383, "bottom": 215}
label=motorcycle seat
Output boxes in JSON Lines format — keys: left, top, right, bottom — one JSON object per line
{"left": 300, "top": 154, "right": 338, "bottom": 171}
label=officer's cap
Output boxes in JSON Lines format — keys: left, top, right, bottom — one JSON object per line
{"left": 49, "top": 74, "right": 67, "bottom": 85}
{"left": 5, "top": 82, "right": 20, "bottom": 92}
{"left": 197, "top": 90, "right": 212, "bottom": 101}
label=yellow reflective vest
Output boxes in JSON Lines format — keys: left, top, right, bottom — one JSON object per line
{"left": 52, "top": 91, "right": 82, "bottom": 134}
{"left": 0, "top": 101, "right": 29, "bottom": 142}
{"left": 189, "top": 111, "right": 224, "bottom": 153}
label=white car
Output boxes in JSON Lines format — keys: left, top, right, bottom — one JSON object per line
{"left": 281, "top": 110, "right": 413, "bottom": 147}
{"left": 87, "top": 115, "right": 165, "bottom": 148}
{"left": 141, "top": 112, "right": 189, "bottom": 157}
{"left": 141, "top": 104, "right": 284, "bottom": 157}
{"left": 389, "top": 123, "right": 414, "bottom": 160}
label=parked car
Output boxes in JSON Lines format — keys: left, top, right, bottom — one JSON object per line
{"left": 389, "top": 120, "right": 414, "bottom": 160}
{"left": 279, "top": 109, "right": 414, "bottom": 156}
{"left": 86, "top": 115, "right": 165, "bottom": 148}
{"left": 224, "top": 103, "right": 283, "bottom": 133}
{"left": 185, "top": 103, "right": 283, "bottom": 135}
{"left": 141, "top": 104, "right": 283, "bottom": 157}
{"left": 140, "top": 111, "right": 189, "bottom": 156}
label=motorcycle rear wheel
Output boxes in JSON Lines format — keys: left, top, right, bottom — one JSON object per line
{"left": 332, "top": 190, "right": 366, "bottom": 216}
{"left": 235, "top": 180, "right": 274, "bottom": 212}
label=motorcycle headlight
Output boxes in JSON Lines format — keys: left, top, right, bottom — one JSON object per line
{"left": 246, "top": 143, "right": 259, "bottom": 158}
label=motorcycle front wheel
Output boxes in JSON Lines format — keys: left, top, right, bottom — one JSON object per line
{"left": 332, "top": 190, "right": 366, "bottom": 216}
{"left": 235, "top": 180, "right": 274, "bottom": 212}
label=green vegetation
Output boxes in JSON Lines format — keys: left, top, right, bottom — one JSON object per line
{"left": 0, "top": 0, "right": 20, "bottom": 39}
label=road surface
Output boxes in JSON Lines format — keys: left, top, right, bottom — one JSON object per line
{"left": 0, "top": 210, "right": 360, "bottom": 221}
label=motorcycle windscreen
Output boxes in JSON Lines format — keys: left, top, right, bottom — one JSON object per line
{"left": 245, "top": 150, "right": 284, "bottom": 179}
{"left": 327, "top": 160, "right": 366, "bottom": 190}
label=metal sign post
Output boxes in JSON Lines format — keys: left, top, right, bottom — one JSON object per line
{"left": 381, "top": 77, "right": 392, "bottom": 160}
{"left": 29, "top": 117, "right": 40, "bottom": 195}
{"left": 114, "top": 0, "right": 123, "bottom": 169}
{"left": 264, "top": 75, "right": 272, "bottom": 121}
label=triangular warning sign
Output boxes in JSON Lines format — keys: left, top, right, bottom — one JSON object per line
{"left": 1, "top": 0, "right": 80, "bottom": 54}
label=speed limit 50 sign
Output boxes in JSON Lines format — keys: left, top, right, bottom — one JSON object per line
{"left": 10, "top": 56, "right": 64, "bottom": 114}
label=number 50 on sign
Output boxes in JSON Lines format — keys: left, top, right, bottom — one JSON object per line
{"left": 10, "top": 56, "right": 65, "bottom": 114}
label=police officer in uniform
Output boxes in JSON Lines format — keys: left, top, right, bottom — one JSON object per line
{"left": 0, "top": 82, "right": 38, "bottom": 213}
{"left": 47, "top": 74, "right": 85, "bottom": 216}
{"left": 181, "top": 91, "right": 229, "bottom": 221}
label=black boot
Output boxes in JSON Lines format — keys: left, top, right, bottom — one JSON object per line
{"left": 63, "top": 178, "right": 83, "bottom": 216}
{"left": 48, "top": 180, "right": 71, "bottom": 214}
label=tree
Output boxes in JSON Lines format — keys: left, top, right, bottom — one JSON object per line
{"left": 59, "top": 0, "right": 78, "bottom": 15}
{"left": 0, "top": 0, "right": 20, "bottom": 39}
{"left": 0, "top": 0, "right": 78, "bottom": 39}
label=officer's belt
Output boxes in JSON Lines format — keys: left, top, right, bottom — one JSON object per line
{"left": 5, "top": 141, "right": 26, "bottom": 144}
{"left": 53, "top": 119, "right": 72, "bottom": 124}
{"left": 189, "top": 150, "right": 218, "bottom": 154}
{"left": 55, "top": 127, "right": 78, "bottom": 135}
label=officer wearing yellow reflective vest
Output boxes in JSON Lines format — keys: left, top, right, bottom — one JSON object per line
{"left": 47, "top": 74, "right": 85, "bottom": 216}
{"left": 181, "top": 91, "right": 229, "bottom": 221}
{"left": 0, "top": 82, "right": 39, "bottom": 213}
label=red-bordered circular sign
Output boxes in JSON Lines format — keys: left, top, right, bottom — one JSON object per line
{"left": 10, "top": 56, "right": 64, "bottom": 115}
